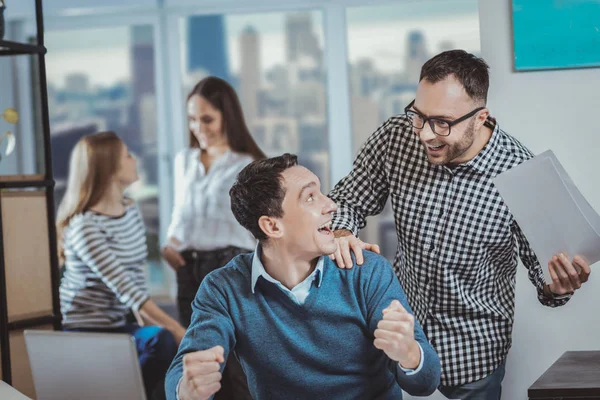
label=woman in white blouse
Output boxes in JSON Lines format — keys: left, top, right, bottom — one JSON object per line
{"left": 162, "top": 76, "right": 265, "bottom": 400}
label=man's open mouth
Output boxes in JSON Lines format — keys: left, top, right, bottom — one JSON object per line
{"left": 317, "top": 221, "right": 333, "bottom": 235}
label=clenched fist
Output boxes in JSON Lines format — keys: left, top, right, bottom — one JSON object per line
{"left": 374, "top": 300, "right": 421, "bottom": 370}
{"left": 179, "top": 345, "right": 225, "bottom": 400}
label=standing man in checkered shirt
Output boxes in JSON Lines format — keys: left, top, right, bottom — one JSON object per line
{"left": 327, "top": 50, "right": 591, "bottom": 399}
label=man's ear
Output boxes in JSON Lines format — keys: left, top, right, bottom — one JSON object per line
{"left": 258, "top": 216, "right": 284, "bottom": 240}
{"left": 476, "top": 107, "right": 489, "bottom": 129}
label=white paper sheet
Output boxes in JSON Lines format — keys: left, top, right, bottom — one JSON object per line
{"left": 492, "top": 150, "right": 600, "bottom": 283}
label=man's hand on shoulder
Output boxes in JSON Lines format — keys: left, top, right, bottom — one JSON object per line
{"left": 374, "top": 300, "right": 421, "bottom": 370}
{"left": 179, "top": 346, "right": 225, "bottom": 400}
{"left": 330, "top": 229, "right": 380, "bottom": 268}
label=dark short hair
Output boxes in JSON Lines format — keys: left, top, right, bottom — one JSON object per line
{"left": 230, "top": 154, "right": 298, "bottom": 241}
{"left": 419, "top": 50, "right": 490, "bottom": 104}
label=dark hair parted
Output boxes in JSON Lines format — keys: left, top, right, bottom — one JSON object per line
{"left": 230, "top": 153, "right": 298, "bottom": 241}
{"left": 187, "top": 76, "right": 266, "bottom": 160}
{"left": 419, "top": 49, "right": 490, "bottom": 105}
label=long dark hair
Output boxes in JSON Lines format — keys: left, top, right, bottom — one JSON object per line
{"left": 187, "top": 76, "right": 266, "bottom": 160}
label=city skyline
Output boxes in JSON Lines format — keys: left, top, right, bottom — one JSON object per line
{"left": 45, "top": 13, "right": 479, "bottom": 184}
{"left": 45, "top": 7, "right": 479, "bottom": 88}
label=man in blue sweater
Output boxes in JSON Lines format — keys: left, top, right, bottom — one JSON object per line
{"left": 165, "top": 154, "right": 441, "bottom": 400}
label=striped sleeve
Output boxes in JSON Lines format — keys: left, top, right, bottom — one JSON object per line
{"left": 69, "top": 217, "right": 149, "bottom": 311}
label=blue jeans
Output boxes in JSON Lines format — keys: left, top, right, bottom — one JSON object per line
{"left": 438, "top": 362, "right": 506, "bottom": 400}
{"left": 65, "top": 324, "right": 177, "bottom": 400}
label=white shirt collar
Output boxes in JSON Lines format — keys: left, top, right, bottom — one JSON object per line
{"left": 251, "top": 244, "right": 324, "bottom": 293}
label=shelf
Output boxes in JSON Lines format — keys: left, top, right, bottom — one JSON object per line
{"left": 7, "top": 315, "right": 58, "bottom": 331}
{"left": 0, "top": 174, "right": 54, "bottom": 189}
{"left": 0, "top": 174, "right": 45, "bottom": 182}
{"left": 0, "top": 40, "right": 46, "bottom": 56}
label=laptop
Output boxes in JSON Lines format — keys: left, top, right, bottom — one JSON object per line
{"left": 24, "top": 330, "right": 146, "bottom": 400}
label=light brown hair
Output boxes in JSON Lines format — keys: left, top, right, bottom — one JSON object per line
{"left": 56, "top": 131, "right": 124, "bottom": 263}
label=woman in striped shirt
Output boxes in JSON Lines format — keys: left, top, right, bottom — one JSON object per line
{"left": 57, "top": 131, "right": 186, "bottom": 400}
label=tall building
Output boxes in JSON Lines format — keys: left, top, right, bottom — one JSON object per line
{"left": 65, "top": 73, "right": 89, "bottom": 94}
{"left": 263, "top": 65, "right": 290, "bottom": 117}
{"left": 285, "top": 12, "right": 321, "bottom": 65}
{"left": 139, "top": 94, "right": 157, "bottom": 148}
{"left": 438, "top": 40, "right": 456, "bottom": 53}
{"left": 298, "top": 117, "right": 327, "bottom": 153}
{"left": 290, "top": 80, "right": 326, "bottom": 119}
{"left": 131, "top": 26, "right": 155, "bottom": 111}
{"left": 350, "top": 59, "right": 382, "bottom": 98}
{"left": 250, "top": 117, "right": 299, "bottom": 156}
{"left": 301, "top": 151, "right": 330, "bottom": 191}
{"left": 129, "top": 25, "right": 156, "bottom": 155}
{"left": 351, "top": 96, "right": 379, "bottom": 154}
{"left": 239, "top": 26, "right": 260, "bottom": 123}
{"left": 381, "top": 91, "right": 415, "bottom": 120}
{"left": 139, "top": 93, "right": 158, "bottom": 184}
{"left": 405, "top": 31, "right": 428, "bottom": 83}
{"left": 187, "top": 15, "right": 230, "bottom": 82}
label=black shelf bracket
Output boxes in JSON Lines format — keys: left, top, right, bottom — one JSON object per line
{"left": 0, "top": 40, "right": 46, "bottom": 56}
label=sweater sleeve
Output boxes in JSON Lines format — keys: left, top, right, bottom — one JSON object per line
{"left": 165, "top": 274, "right": 236, "bottom": 400}
{"left": 68, "top": 217, "right": 149, "bottom": 311}
{"left": 363, "top": 253, "right": 441, "bottom": 396}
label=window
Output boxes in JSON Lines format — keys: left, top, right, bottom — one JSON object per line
{"left": 346, "top": 1, "right": 480, "bottom": 260}
{"left": 45, "top": 26, "right": 165, "bottom": 294}
{"left": 179, "top": 11, "right": 331, "bottom": 189}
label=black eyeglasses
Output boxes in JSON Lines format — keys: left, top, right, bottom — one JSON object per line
{"left": 404, "top": 100, "right": 485, "bottom": 137}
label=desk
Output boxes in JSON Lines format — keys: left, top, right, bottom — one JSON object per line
{"left": 528, "top": 351, "right": 600, "bottom": 399}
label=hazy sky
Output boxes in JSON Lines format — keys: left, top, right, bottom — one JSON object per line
{"left": 45, "top": 1, "right": 480, "bottom": 88}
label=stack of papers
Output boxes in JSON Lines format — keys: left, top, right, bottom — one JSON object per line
{"left": 492, "top": 150, "right": 600, "bottom": 283}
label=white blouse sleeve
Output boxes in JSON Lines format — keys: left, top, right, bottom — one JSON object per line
{"left": 166, "top": 149, "right": 189, "bottom": 242}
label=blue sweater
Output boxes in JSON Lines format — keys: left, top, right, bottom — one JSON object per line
{"left": 166, "top": 251, "right": 440, "bottom": 399}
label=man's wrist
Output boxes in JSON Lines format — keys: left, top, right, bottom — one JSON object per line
{"left": 333, "top": 229, "right": 353, "bottom": 238}
{"left": 176, "top": 376, "right": 185, "bottom": 400}
{"left": 543, "top": 283, "right": 573, "bottom": 298}
{"left": 399, "top": 341, "right": 421, "bottom": 370}
{"left": 543, "top": 283, "right": 553, "bottom": 297}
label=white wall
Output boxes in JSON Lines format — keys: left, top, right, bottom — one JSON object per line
{"left": 478, "top": 0, "right": 600, "bottom": 399}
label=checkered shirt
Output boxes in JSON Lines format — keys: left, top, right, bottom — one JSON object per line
{"left": 328, "top": 115, "right": 571, "bottom": 386}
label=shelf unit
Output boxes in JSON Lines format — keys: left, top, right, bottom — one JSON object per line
{"left": 0, "top": 0, "right": 61, "bottom": 396}
{"left": 0, "top": 39, "right": 46, "bottom": 56}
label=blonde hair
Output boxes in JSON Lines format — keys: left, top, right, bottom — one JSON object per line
{"left": 56, "top": 131, "right": 124, "bottom": 263}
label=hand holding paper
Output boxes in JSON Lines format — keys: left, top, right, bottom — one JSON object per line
{"left": 546, "top": 253, "right": 590, "bottom": 295}
{"left": 492, "top": 150, "right": 599, "bottom": 288}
